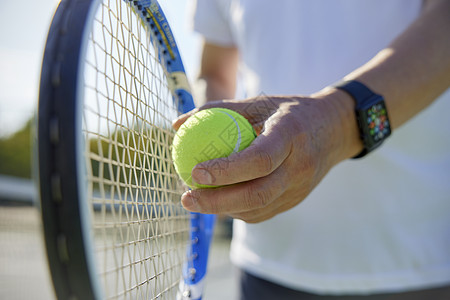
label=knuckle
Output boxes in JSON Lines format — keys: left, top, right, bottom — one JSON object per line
{"left": 207, "top": 202, "right": 220, "bottom": 214}
{"left": 243, "top": 183, "right": 273, "bottom": 209}
{"left": 256, "top": 189, "right": 272, "bottom": 208}
{"left": 198, "top": 191, "right": 221, "bottom": 214}
{"left": 255, "top": 149, "right": 274, "bottom": 175}
{"left": 207, "top": 197, "right": 223, "bottom": 214}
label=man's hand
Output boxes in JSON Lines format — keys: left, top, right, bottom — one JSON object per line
{"left": 175, "top": 0, "right": 450, "bottom": 223}
{"left": 172, "top": 89, "right": 361, "bottom": 223}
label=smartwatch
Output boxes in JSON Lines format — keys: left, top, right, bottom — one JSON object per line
{"left": 334, "top": 80, "right": 391, "bottom": 159}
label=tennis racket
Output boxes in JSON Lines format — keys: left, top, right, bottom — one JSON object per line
{"left": 37, "top": 0, "right": 215, "bottom": 299}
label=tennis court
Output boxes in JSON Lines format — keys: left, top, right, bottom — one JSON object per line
{"left": 0, "top": 179, "right": 237, "bottom": 300}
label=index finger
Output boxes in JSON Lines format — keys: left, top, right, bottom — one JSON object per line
{"left": 172, "top": 108, "right": 199, "bottom": 131}
{"left": 172, "top": 99, "right": 257, "bottom": 131}
{"left": 172, "top": 100, "right": 230, "bottom": 131}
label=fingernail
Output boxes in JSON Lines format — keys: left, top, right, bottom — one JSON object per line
{"left": 192, "top": 166, "right": 213, "bottom": 185}
{"left": 181, "top": 190, "right": 200, "bottom": 211}
{"left": 172, "top": 118, "right": 181, "bottom": 130}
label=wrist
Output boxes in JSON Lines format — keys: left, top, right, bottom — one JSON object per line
{"left": 313, "top": 87, "right": 364, "bottom": 162}
{"left": 334, "top": 80, "right": 392, "bottom": 158}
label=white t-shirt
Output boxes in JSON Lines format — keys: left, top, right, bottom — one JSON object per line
{"left": 192, "top": 0, "right": 450, "bottom": 295}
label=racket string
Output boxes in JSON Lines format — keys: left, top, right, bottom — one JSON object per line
{"left": 82, "top": 1, "right": 189, "bottom": 299}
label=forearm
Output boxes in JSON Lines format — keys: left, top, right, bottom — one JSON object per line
{"left": 199, "top": 42, "right": 239, "bottom": 102}
{"left": 201, "top": 77, "right": 236, "bottom": 102}
{"left": 325, "top": 0, "right": 450, "bottom": 160}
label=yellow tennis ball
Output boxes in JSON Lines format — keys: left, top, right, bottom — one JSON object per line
{"left": 172, "top": 108, "right": 256, "bottom": 189}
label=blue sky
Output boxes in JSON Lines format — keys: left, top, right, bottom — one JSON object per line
{"left": 0, "top": 0, "right": 201, "bottom": 138}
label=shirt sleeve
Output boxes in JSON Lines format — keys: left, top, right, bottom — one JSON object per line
{"left": 190, "top": 0, "right": 235, "bottom": 46}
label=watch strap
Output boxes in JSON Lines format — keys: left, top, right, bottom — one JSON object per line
{"left": 334, "top": 80, "right": 390, "bottom": 159}
{"left": 334, "top": 80, "right": 375, "bottom": 109}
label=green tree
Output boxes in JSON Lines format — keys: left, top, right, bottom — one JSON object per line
{"left": 88, "top": 123, "right": 177, "bottom": 193}
{"left": 0, "top": 119, "right": 33, "bottom": 178}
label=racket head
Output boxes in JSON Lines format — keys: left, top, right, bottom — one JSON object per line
{"left": 38, "top": 1, "right": 101, "bottom": 298}
{"left": 37, "top": 0, "right": 206, "bottom": 299}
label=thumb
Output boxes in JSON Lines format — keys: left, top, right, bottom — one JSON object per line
{"left": 191, "top": 121, "right": 290, "bottom": 186}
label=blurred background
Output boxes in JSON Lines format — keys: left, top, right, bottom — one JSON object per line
{"left": 0, "top": 0, "right": 236, "bottom": 299}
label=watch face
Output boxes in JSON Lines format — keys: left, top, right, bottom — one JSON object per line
{"left": 360, "top": 101, "right": 391, "bottom": 148}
